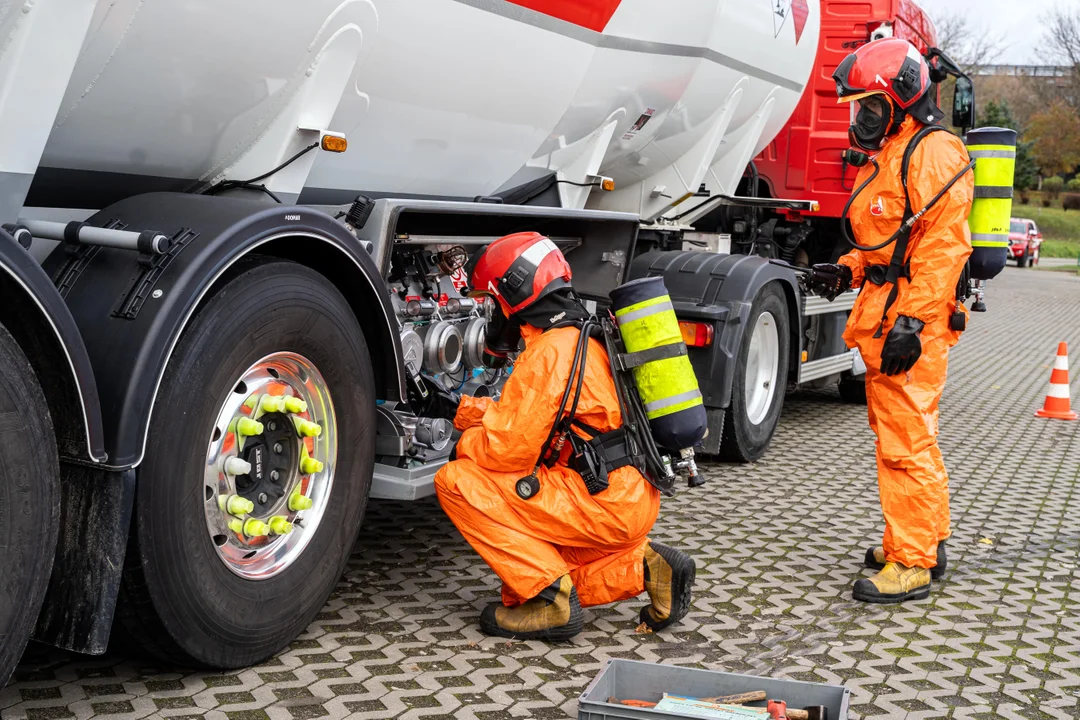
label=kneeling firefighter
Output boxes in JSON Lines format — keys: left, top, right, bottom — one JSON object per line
{"left": 807, "top": 38, "right": 975, "bottom": 604}
{"left": 434, "top": 232, "right": 696, "bottom": 640}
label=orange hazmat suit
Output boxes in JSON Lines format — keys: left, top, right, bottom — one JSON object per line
{"left": 434, "top": 323, "right": 661, "bottom": 607}
{"left": 838, "top": 117, "right": 974, "bottom": 569}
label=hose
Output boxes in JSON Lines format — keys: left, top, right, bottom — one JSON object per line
{"left": 841, "top": 158, "right": 975, "bottom": 252}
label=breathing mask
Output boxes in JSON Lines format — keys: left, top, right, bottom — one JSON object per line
{"left": 482, "top": 304, "right": 521, "bottom": 368}
{"left": 848, "top": 94, "right": 900, "bottom": 152}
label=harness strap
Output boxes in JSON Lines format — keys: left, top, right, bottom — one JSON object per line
{"left": 616, "top": 342, "right": 688, "bottom": 371}
{"left": 872, "top": 125, "right": 948, "bottom": 338}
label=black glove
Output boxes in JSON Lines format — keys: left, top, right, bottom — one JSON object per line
{"left": 880, "top": 315, "right": 924, "bottom": 376}
{"left": 807, "top": 263, "right": 853, "bottom": 301}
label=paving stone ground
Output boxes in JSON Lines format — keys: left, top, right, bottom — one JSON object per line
{"left": 2, "top": 265, "right": 1078, "bottom": 720}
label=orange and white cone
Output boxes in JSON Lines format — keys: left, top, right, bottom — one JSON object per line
{"left": 1035, "top": 342, "right": 1077, "bottom": 421}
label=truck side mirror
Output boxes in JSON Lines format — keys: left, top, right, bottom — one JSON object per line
{"left": 952, "top": 77, "right": 975, "bottom": 131}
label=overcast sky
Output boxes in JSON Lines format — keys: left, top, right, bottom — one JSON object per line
{"left": 919, "top": 0, "right": 1062, "bottom": 65}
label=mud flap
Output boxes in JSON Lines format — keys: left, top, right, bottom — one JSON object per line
{"left": 33, "top": 465, "right": 135, "bottom": 654}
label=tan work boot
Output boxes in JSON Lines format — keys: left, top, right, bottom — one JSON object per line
{"left": 639, "top": 542, "right": 696, "bottom": 631}
{"left": 853, "top": 561, "right": 931, "bottom": 604}
{"left": 479, "top": 575, "right": 583, "bottom": 641}
{"left": 864, "top": 540, "right": 947, "bottom": 579}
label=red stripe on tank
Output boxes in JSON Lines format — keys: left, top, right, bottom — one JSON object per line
{"left": 505, "top": 0, "right": 622, "bottom": 32}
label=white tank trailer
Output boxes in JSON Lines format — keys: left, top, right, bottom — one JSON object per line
{"left": 0, "top": 0, "right": 850, "bottom": 677}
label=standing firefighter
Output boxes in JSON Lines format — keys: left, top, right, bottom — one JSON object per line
{"left": 807, "top": 38, "right": 975, "bottom": 604}
{"left": 434, "top": 232, "right": 696, "bottom": 639}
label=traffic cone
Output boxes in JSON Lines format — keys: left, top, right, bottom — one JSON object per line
{"left": 1035, "top": 342, "right": 1077, "bottom": 420}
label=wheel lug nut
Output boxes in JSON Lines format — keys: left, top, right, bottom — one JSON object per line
{"left": 224, "top": 457, "right": 251, "bottom": 476}
{"left": 288, "top": 492, "right": 313, "bottom": 511}
{"left": 229, "top": 517, "right": 269, "bottom": 537}
{"left": 268, "top": 421, "right": 277, "bottom": 431}
{"left": 284, "top": 397, "right": 307, "bottom": 414}
{"left": 236, "top": 418, "right": 264, "bottom": 436}
{"left": 273, "top": 443, "right": 283, "bottom": 454}
{"left": 270, "top": 470, "right": 280, "bottom": 481}
{"left": 268, "top": 516, "right": 294, "bottom": 535}
{"left": 260, "top": 395, "right": 287, "bottom": 413}
{"left": 219, "top": 494, "right": 255, "bottom": 516}
{"left": 258, "top": 492, "right": 268, "bottom": 504}
{"left": 300, "top": 455, "right": 324, "bottom": 475}
{"left": 293, "top": 418, "right": 322, "bottom": 438}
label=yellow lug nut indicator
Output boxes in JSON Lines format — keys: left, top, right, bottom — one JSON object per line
{"left": 259, "top": 394, "right": 288, "bottom": 414}
{"left": 219, "top": 494, "right": 255, "bottom": 516}
{"left": 293, "top": 417, "right": 322, "bottom": 438}
{"left": 227, "top": 518, "right": 269, "bottom": 537}
{"left": 288, "top": 491, "right": 313, "bottom": 512}
{"left": 299, "top": 446, "right": 324, "bottom": 475}
{"left": 283, "top": 396, "right": 307, "bottom": 414}
{"left": 268, "top": 516, "right": 294, "bottom": 535}
{"left": 246, "top": 519, "right": 270, "bottom": 537}
{"left": 235, "top": 417, "right": 264, "bottom": 436}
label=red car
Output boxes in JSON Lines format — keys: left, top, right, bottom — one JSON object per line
{"left": 1009, "top": 218, "right": 1042, "bottom": 267}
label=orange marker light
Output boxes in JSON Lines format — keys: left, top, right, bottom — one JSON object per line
{"left": 321, "top": 134, "right": 348, "bottom": 153}
{"left": 601, "top": 177, "right": 616, "bottom": 191}
{"left": 679, "top": 321, "right": 714, "bottom": 348}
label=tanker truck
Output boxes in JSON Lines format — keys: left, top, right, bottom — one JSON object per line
{"left": 0, "top": 0, "right": 971, "bottom": 677}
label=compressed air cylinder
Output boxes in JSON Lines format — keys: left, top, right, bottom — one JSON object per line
{"left": 610, "top": 277, "right": 707, "bottom": 451}
{"left": 966, "top": 127, "right": 1017, "bottom": 280}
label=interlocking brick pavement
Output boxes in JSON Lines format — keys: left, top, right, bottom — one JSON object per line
{"left": 2, "top": 266, "right": 1078, "bottom": 719}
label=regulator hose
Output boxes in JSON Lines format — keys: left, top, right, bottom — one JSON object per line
{"left": 841, "top": 157, "right": 976, "bottom": 253}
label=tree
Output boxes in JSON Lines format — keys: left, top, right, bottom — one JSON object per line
{"left": 1029, "top": 101, "right": 1080, "bottom": 177}
{"left": 930, "top": 10, "right": 1008, "bottom": 133}
{"left": 1041, "top": 5, "right": 1080, "bottom": 110}
{"left": 977, "top": 100, "right": 1038, "bottom": 191}
{"left": 934, "top": 11, "right": 1007, "bottom": 73}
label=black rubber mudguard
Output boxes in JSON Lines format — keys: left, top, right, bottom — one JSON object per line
{"left": 0, "top": 228, "right": 105, "bottom": 462}
{"left": 627, "top": 250, "right": 801, "bottom": 410}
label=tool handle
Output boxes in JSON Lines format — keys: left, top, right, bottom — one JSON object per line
{"left": 786, "top": 710, "right": 808, "bottom": 720}
{"left": 700, "top": 691, "right": 767, "bottom": 705}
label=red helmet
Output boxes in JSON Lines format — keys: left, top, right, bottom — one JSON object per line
{"left": 467, "top": 232, "right": 572, "bottom": 316}
{"left": 833, "top": 38, "right": 943, "bottom": 124}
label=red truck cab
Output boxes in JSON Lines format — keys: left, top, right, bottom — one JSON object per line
{"left": 1009, "top": 218, "right": 1042, "bottom": 267}
{"left": 754, "top": 0, "right": 939, "bottom": 224}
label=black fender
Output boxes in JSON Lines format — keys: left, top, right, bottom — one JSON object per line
{"left": 43, "top": 192, "right": 405, "bottom": 470}
{"left": 628, "top": 250, "right": 802, "bottom": 410}
{"left": 0, "top": 228, "right": 106, "bottom": 463}
{"left": 31, "top": 193, "right": 403, "bottom": 656}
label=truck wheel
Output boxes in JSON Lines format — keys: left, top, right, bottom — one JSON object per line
{"left": 115, "top": 259, "right": 375, "bottom": 668}
{"left": 838, "top": 371, "right": 868, "bottom": 404}
{"left": 718, "top": 283, "right": 789, "bottom": 463}
{"left": 1017, "top": 252, "right": 1028, "bottom": 268}
{"left": 0, "top": 323, "right": 60, "bottom": 686}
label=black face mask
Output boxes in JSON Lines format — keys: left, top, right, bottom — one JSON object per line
{"left": 484, "top": 305, "right": 522, "bottom": 358}
{"left": 849, "top": 95, "right": 898, "bottom": 151}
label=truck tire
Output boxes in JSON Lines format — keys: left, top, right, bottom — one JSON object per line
{"left": 838, "top": 371, "right": 868, "bottom": 404}
{"left": 0, "top": 323, "right": 60, "bottom": 687}
{"left": 1017, "top": 251, "right": 1028, "bottom": 268}
{"left": 718, "top": 283, "right": 790, "bottom": 463}
{"left": 114, "top": 259, "right": 375, "bottom": 668}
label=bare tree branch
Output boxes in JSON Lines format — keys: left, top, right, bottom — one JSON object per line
{"left": 1042, "top": 4, "right": 1080, "bottom": 68}
{"left": 1040, "top": 4, "right": 1080, "bottom": 109}
{"left": 930, "top": 10, "right": 1007, "bottom": 73}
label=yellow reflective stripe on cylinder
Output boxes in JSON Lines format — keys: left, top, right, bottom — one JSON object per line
{"left": 617, "top": 298, "right": 703, "bottom": 420}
